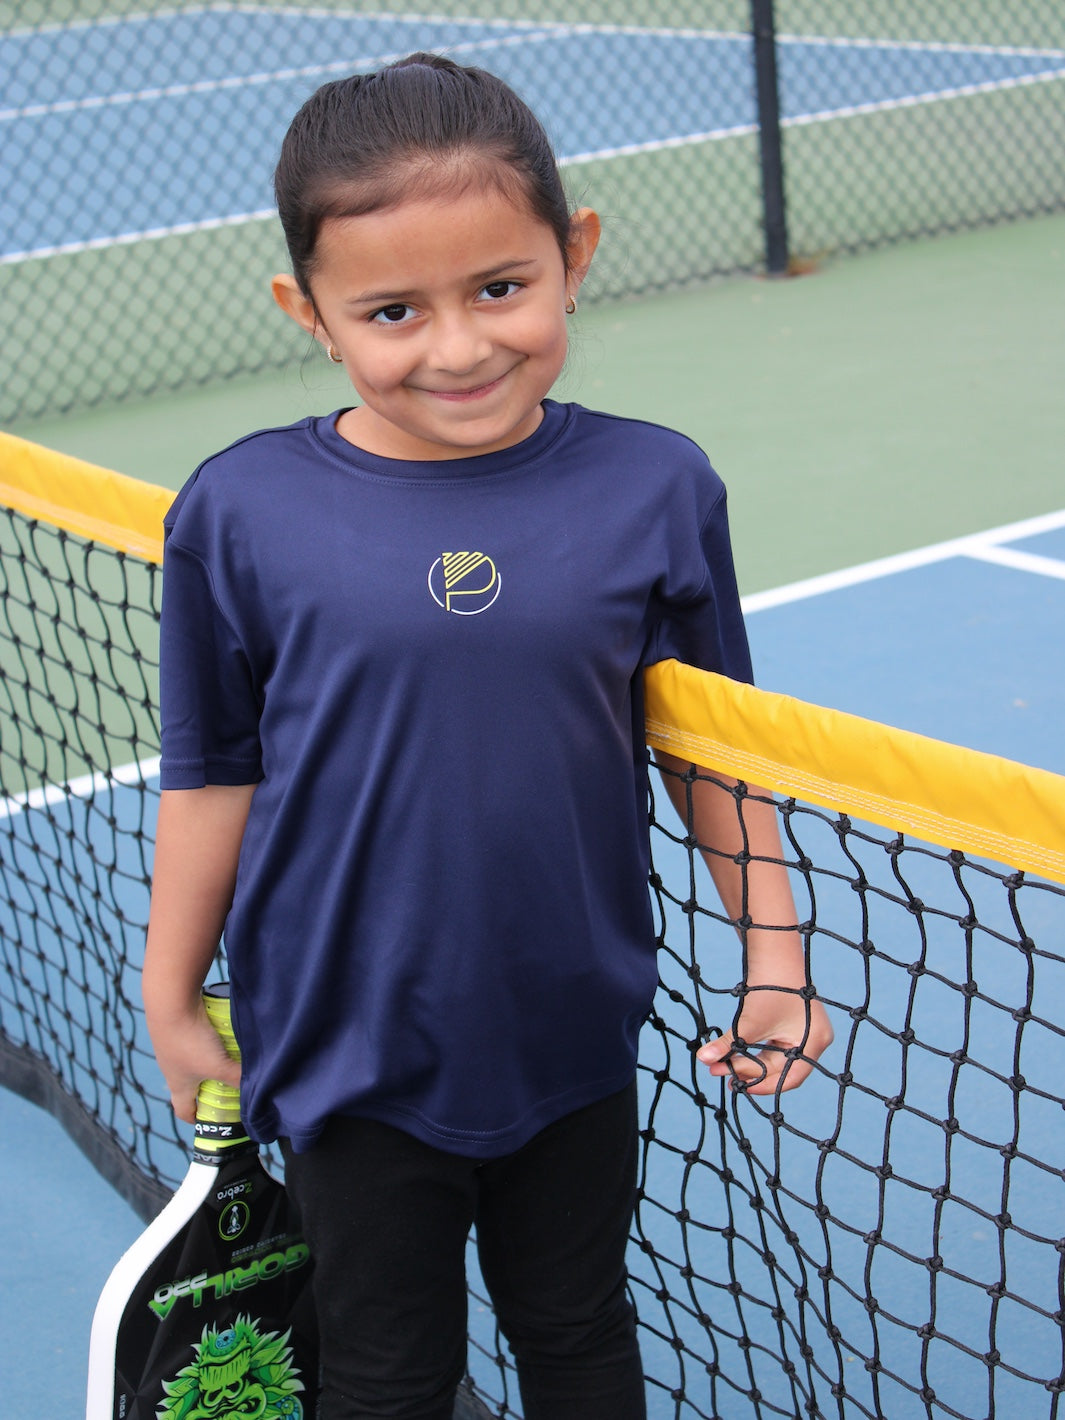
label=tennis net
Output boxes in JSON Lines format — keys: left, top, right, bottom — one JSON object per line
{"left": 2, "top": 434, "right": 1065, "bottom": 1419}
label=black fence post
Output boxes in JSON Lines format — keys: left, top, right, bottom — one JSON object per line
{"left": 750, "top": 0, "right": 789, "bottom": 275}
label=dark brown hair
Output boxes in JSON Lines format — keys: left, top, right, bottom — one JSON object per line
{"left": 274, "top": 52, "right": 573, "bottom": 295}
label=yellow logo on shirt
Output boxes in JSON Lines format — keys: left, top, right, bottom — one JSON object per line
{"left": 428, "top": 552, "right": 501, "bottom": 615}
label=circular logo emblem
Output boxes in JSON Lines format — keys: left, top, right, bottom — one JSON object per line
{"left": 428, "top": 552, "right": 501, "bottom": 615}
{"left": 218, "top": 1200, "right": 250, "bottom": 1240}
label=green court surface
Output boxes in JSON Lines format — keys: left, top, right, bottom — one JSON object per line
{"left": 10, "top": 210, "right": 1063, "bottom": 595}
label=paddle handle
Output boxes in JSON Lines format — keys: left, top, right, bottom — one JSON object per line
{"left": 195, "top": 984, "right": 248, "bottom": 1148}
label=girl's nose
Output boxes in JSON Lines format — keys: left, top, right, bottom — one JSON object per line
{"left": 425, "top": 312, "right": 492, "bottom": 375}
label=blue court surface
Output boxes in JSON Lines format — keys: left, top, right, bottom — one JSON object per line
{"left": 6, "top": 503, "right": 1065, "bottom": 1418}
{"left": 3, "top": 10, "right": 1064, "bottom": 258}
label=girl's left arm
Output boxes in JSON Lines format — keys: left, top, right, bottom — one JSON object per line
{"left": 655, "top": 751, "right": 834, "bottom": 1094}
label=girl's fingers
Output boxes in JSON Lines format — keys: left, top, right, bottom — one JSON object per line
{"left": 697, "top": 1015, "right": 829, "bottom": 1095}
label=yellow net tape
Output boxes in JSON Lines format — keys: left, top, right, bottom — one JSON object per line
{"left": 3, "top": 434, "right": 1061, "bottom": 885}
{"left": 0, "top": 431, "right": 170, "bottom": 563}
{"left": 645, "top": 658, "right": 1065, "bottom": 886}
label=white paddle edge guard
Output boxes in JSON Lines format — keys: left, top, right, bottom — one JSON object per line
{"left": 85, "top": 1161, "right": 218, "bottom": 1418}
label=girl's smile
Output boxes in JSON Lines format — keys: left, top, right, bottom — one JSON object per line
{"left": 422, "top": 373, "right": 511, "bottom": 401}
{"left": 273, "top": 184, "right": 599, "bottom": 462}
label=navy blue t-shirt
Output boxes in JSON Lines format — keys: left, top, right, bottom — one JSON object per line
{"left": 160, "top": 400, "right": 753, "bottom": 1156}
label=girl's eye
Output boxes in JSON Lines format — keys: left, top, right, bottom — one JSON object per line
{"left": 480, "top": 280, "right": 520, "bottom": 301}
{"left": 371, "top": 303, "right": 415, "bottom": 325}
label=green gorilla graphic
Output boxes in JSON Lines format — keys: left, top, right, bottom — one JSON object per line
{"left": 158, "top": 1314, "right": 305, "bottom": 1419}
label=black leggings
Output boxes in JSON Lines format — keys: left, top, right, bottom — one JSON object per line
{"left": 281, "top": 1082, "right": 646, "bottom": 1420}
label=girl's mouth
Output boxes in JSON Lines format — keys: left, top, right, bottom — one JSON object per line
{"left": 425, "top": 373, "right": 507, "bottom": 403}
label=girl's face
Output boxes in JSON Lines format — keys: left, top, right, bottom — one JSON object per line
{"left": 274, "top": 186, "right": 599, "bottom": 462}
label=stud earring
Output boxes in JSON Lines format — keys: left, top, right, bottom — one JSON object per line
{"left": 327, "top": 345, "right": 344, "bottom": 364}
{"left": 565, "top": 297, "right": 577, "bottom": 315}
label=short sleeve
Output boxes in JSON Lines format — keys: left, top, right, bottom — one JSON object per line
{"left": 644, "top": 480, "right": 753, "bottom": 685}
{"left": 158, "top": 538, "right": 264, "bottom": 789}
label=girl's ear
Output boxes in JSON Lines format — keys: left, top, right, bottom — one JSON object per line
{"left": 566, "top": 207, "right": 601, "bottom": 299}
{"left": 271, "top": 273, "right": 322, "bottom": 340}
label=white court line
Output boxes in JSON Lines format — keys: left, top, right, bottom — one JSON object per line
{"left": 562, "top": 60, "right": 1065, "bottom": 163}
{"left": 0, "top": 757, "right": 161, "bottom": 822}
{"left": 0, "top": 211, "right": 277, "bottom": 266}
{"left": 227, "top": 11, "right": 1065, "bottom": 57}
{"left": 0, "top": 28, "right": 563, "bottom": 123}
{"left": 741, "top": 508, "right": 1065, "bottom": 614}
{"left": 776, "top": 32, "right": 1065, "bottom": 60}
{"left": 781, "top": 64, "right": 1065, "bottom": 135}
{"left": 966, "top": 545, "right": 1065, "bottom": 582}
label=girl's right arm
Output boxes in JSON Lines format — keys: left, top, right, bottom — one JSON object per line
{"left": 143, "top": 784, "right": 257, "bottom": 1123}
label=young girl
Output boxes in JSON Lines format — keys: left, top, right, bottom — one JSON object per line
{"left": 144, "top": 52, "right": 832, "bottom": 1420}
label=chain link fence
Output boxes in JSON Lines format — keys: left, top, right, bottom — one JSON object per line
{"left": 2, "top": 1, "right": 1063, "bottom": 424}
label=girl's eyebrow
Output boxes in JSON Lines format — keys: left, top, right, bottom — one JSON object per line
{"left": 350, "top": 258, "right": 540, "bottom": 306}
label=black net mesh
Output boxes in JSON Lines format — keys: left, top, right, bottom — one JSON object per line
{"left": 2, "top": 0, "right": 1063, "bottom": 423}
{"left": 2, "top": 464, "right": 1065, "bottom": 1418}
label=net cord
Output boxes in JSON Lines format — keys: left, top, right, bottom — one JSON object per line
{"left": 645, "top": 658, "right": 1065, "bottom": 885}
